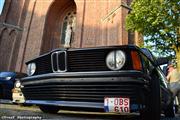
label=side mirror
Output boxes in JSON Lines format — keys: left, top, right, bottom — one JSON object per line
{"left": 141, "top": 48, "right": 155, "bottom": 61}
{"left": 156, "top": 57, "right": 169, "bottom": 66}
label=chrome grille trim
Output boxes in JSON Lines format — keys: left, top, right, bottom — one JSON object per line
{"left": 51, "top": 51, "right": 67, "bottom": 72}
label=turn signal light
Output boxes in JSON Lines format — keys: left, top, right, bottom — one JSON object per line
{"left": 131, "top": 51, "right": 142, "bottom": 70}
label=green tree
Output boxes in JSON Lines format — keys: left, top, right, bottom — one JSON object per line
{"left": 126, "top": 0, "right": 180, "bottom": 70}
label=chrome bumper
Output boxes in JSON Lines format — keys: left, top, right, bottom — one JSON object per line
{"left": 25, "top": 100, "right": 104, "bottom": 109}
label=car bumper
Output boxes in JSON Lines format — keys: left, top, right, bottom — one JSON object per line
{"left": 20, "top": 71, "right": 150, "bottom": 112}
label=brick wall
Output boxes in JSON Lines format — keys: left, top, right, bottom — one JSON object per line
{"left": 0, "top": 0, "right": 134, "bottom": 73}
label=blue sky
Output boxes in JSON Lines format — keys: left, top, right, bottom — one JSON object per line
{"left": 0, "top": 0, "right": 5, "bottom": 14}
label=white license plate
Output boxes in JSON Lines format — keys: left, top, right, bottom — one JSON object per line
{"left": 104, "top": 97, "right": 130, "bottom": 113}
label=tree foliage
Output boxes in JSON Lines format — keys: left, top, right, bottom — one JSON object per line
{"left": 126, "top": 0, "right": 180, "bottom": 70}
{"left": 126, "top": 0, "right": 180, "bottom": 58}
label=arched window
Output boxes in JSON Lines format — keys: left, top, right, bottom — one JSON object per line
{"left": 60, "top": 11, "right": 76, "bottom": 48}
{"left": 41, "top": 0, "right": 77, "bottom": 54}
{"left": 0, "top": 0, "right": 5, "bottom": 15}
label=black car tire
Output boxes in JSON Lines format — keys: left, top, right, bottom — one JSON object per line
{"left": 164, "top": 100, "right": 175, "bottom": 118}
{"left": 141, "top": 71, "right": 161, "bottom": 120}
{"left": 39, "top": 105, "right": 60, "bottom": 114}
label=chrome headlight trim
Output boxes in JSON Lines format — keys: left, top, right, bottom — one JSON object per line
{"left": 27, "top": 62, "right": 36, "bottom": 76}
{"left": 106, "top": 50, "right": 126, "bottom": 70}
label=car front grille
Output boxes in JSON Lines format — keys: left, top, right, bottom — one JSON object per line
{"left": 31, "top": 48, "right": 132, "bottom": 75}
{"left": 67, "top": 49, "right": 109, "bottom": 72}
{"left": 22, "top": 80, "right": 145, "bottom": 104}
{"left": 34, "top": 54, "right": 52, "bottom": 75}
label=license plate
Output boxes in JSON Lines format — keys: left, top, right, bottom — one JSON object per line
{"left": 104, "top": 97, "right": 130, "bottom": 113}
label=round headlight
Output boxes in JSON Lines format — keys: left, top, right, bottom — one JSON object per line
{"left": 106, "top": 50, "right": 126, "bottom": 70}
{"left": 15, "top": 81, "right": 21, "bottom": 88}
{"left": 27, "top": 63, "right": 36, "bottom": 76}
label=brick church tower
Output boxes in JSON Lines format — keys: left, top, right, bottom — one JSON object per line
{"left": 0, "top": 0, "right": 140, "bottom": 73}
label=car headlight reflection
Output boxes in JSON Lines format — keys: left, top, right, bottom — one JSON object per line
{"left": 5, "top": 77, "right": 12, "bottom": 80}
{"left": 27, "top": 63, "right": 36, "bottom": 76}
{"left": 106, "top": 50, "right": 126, "bottom": 70}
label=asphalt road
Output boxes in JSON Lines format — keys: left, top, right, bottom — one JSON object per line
{"left": 0, "top": 103, "right": 180, "bottom": 120}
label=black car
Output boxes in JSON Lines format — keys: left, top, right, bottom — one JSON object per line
{"left": 17, "top": 45, "right": 175, "bottom": 120}
{"left": 0, "top": 72, "right": 27, "bottom": 100}
{"left": 0, "top": 72, "right": 16, "bottom": 100}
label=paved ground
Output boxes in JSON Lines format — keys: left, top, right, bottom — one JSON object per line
{"left": 0, "top": 103, "right": 180, "bottom": 120}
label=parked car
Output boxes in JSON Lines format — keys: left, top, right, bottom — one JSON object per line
{"left": 0, "top": 72, "right": 16, "bottom": 100}
{"left": 0, "top": 72, "right": 27, "bottom": 100}
{"left": 16, "top": 45, "right": 175, "bottom": 120}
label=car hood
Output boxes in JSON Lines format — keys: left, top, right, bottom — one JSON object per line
{"left": 0, "top": 72, "right": 16, "bottom": 80}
